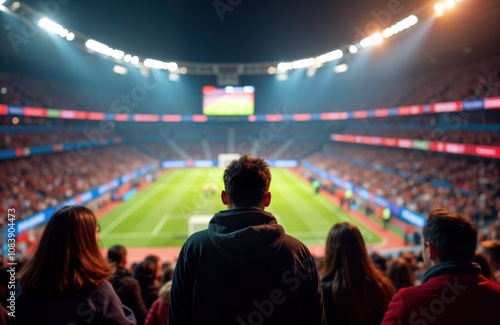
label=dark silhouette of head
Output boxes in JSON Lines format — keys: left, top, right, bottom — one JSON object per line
{"left": 423, "top": 208, "right": 478, "bottom": 265}
{"left": 222, "top": 154, "right": 271, "bottom": 208}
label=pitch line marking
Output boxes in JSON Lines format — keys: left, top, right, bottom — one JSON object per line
{"left": 100, "top": 185, "right": 165, "bottom": 236}
{"left": 152, "top": 214, "right": 171, "bottom": 236}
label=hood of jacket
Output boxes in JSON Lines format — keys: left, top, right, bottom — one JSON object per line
{"left": 208, "top": 207, "right": 285, "bottom": 275}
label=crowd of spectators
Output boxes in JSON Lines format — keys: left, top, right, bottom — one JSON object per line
{"left": 0, "top": 145, "right": 158, "bottom": 220}
{"left": 303, "top": 143, "right": 500, "bottom": 225}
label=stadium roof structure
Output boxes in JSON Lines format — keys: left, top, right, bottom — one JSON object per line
{"left": 0, "top": 0, "right": 499, "bottom": 83}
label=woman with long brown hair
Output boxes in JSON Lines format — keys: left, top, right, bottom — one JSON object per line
{"left": 16, "top": 205, "right": 136, "bottom": 325}
{"left": 320, "top": 222, "right": 394, "bottom": 325}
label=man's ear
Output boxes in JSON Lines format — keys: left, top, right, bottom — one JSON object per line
{"left": 427, "top": 242, "right": 438, "bottom": 262}
{"left": 263, "top": 192, "right": 271, "bottom": 207}
{"left": 221, "top": 190, "right": 228, "bottom": 205}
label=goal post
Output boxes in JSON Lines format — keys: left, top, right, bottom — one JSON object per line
{"left": 188, "top": 215, "right": 213, "bottom": 236}
{"left": 218, "top": 153, "right": 240, "bottom": 168}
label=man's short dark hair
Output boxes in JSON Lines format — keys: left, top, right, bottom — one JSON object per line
{"left": 107, "top": 244, "right": 127, "bottom": 264}
{"left": 223, "top": 155, "right": 271, "bottom": 207}
{"left": 423, "top": 208, "right": 478, "bottom": 263}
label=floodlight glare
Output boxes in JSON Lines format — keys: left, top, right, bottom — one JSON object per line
{"left": 319, "top": 49, "right": 343, "bottom": 63}
{"left": 333, "top": 63, "right": 348, "bottom": 74}
{"left": 167, "top": 62, "right": 178, "bottom": 72}
{"left": 113, "top": 65, "right": 128, "bottom": 75}
{"left": 85, "top": 39, "right": 112, "bottom": 56}
{"left": 349, "top": 45, "right": 358, "bottom": 54}
{"left": 0, "top": 0, "right": 6, "bottom": 6}
{"left": 291, "top": 58, "right": 315, "bottom": 69}
{"left": 277, "top": 62, "right": 291, "bottom": 72}
{"left": 434, "top": 3, "right": 445, "bottom": 15}
{"left": 144, "top": 58, "right": 164, "bottom": 69}
{"left": 444, "top": 0, "right": 455, "bottom": 9}
{"left": 131, "top": 56, "right": 140, "bottom": 65}
{"left": 267, "top": 67, "right": 276, "bottom": 74}
{"left": 38, "top": 18, "right": 65, "bottom": 35}
{"left": 111, "top": 49, "right": 125, "bottom": 60}
{"left": 59, "top": 29, "right": 68, "bottom": 38}
{"left": 123, "top": 54, "right": 132, "bottom": 63}
{"left": 66, "top": 32, "right": 75, "bottom": 41}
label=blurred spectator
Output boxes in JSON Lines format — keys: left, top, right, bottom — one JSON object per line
{"left": 386, "top": 258, "right": 415, "bottom": 291}
{"left": 479, "top": 240, "right": 500, "bottom": 283}
{"left": 134, "top": 259, "right": 159, "bottom": 310}
{"left": 108, "top": 245, "right": 148, "bottom": 325}
{"left": 144, "top": 281, "right": 171, "bottom": 325}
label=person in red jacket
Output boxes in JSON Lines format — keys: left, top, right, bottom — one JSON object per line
{"left": 382, "top": 208, "right": 500, "bottom": 325}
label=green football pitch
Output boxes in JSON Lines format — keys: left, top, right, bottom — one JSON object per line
{"left": 98, "top": 168, "right": 382, "bottom": 247}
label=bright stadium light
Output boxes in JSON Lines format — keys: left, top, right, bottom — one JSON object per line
{"left": 111, "top": 49, "right": 125, "bottom": 60}
{"left": 434, "top": 3, "right": 445, "bottom": 16}
{"left": 382, "top": 15, "right": 418, "bottom": 39}
{"left": 349, "top": 45, "right": 358, "bottom": 54}
{"left": 361, "top": 33, "right": 383, "bottom": 47}
{"left": 318, "top": 49, "right": 343, "bottom": 63}
{"left": 0, "top": 0, "right": 6, "bottom": 6}
{"left": 277, "top": 62, "right": 291, "bottom": 72}
{"left": 85, "top": 39, "right": 112, "bottom": 56}
{"left": 66, "top": 32, "right": 74, "bottom": 41}
{"left": 59, "top": 28, "right": 68, "bottom": 38}
{"left": 123, "top": 54, "right": 132, "bottom": 62}
{"left": 38, "top": 18, "right": 65, "bottom": 35}
{"left": 444, "top": 0, "right": 455, "bottom": 9}
{"left": 131, "top": 56, "right": 140, "bottom": 65}
{"left": 291, "top": 58, "right": 315, "bottom": 69}
{"left": 267, "top": 67, "right": 276, "bottom": 74}
{"left": 167, "top": 62, "right": 178, "bottom": 72}
{"left": 144, "top": 58, "right": 164, "bottom": 69}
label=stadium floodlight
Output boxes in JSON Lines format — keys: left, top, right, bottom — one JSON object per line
{"left": 144, "top": 58, "right": 164, "bottom": 69}
{"left": 66, "top": 32, "right": 75, "bottom": 41}
{"left": 434, "top": 3, "right": 445, "bottom": 16}
{"left": 318, "top": 49, "right": 343, "bottom": 63}
{"left": 85, "top": 39, "right": 113, "bottom": 56}
{"left": 167, "top": 62, "right": 178, "bottom": 72}
{"left": 131, "top": 56, "right": 140, "bottom": 65}
{"left": 111, "top": 49, "right": 125, "bottom": 60}
{"left": 360, "top": 32, "right": 383, "bottom": 48}
{"left": 349, "top": 45, "right": 358, "bottom": 54}
{"left": 38, "top": 18, "right": 65, "bottom": 35}
{"left": 123, "top": 54, "right": 132, "bottom": 63}
{"left": 59, "top": 28, "right": 68, "bottom": 38}
{"left": 382, "top": 15, "right": 418, "bottom": 39}
{"left": 333, "top": 63, "right": 348, "bottom": 74}
{"left": 267, "top": 67, "right": 276, "bottom": 75}
{"left": 179, "top": 67, "right": 188, "bottom": 74}
{"left": 0, "top": 0, "right": 6, "bottom": 6}
{"left": 291, "top": 58, "right": 315, "bottom": 69}
{"left": 444, "top": 0, "right": 455, "bottom": 9}
{"left": 277, "top": 62, "right": 291, "bottom": 72}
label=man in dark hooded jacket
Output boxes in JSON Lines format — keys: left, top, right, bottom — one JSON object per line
{"left": 168, "top": 155, "right": 325, "bottom": 325}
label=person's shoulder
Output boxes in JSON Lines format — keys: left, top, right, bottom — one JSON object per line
{"left": 282, "top": 234, "right": 311, "bottom": 251}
